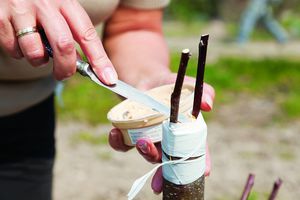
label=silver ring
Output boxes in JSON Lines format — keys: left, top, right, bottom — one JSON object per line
{"left": 16, "top": 26, "right": 38, "bottom": 38}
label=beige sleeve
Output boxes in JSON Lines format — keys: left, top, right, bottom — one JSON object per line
{"left": 121, "top": 0, "right": 170, "bottom": 9}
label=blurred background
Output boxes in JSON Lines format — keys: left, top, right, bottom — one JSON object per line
{"left": 53, "top": 0, "right": 300, "bottom": 199}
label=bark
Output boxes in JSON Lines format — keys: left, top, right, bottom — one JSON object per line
{"left": 163, "top": 175, "right": 205, "bottom": 200}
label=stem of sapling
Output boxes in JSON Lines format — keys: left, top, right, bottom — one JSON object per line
{"left": 268, "top": 178, "right": 283, "bottom": 200}
{"left": 192, "top": 34, "right": 209, "bottom": 118}
{"left": 240, "top": 173, "right": 255, "bottom": 200}
{"left": 170, "top": 49, "right": 190, "bottom": 123}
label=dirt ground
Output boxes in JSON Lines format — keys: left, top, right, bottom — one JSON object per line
{"left": 53, "top": 22, "right": 300, "bottom": 200}
{"left": 53, "top": 96, "right": 300, "bottom": 200}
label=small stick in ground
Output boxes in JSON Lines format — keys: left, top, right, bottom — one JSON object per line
{"left": 240, "top": 173, "right": 255, "bottom": 200}
{"left": 192, "top": 34, "right": 209, "bottom": 118}
{"left": 268, "top": 178, "right": 283, "bottom": 200}
{"left": 170, "top": 49, "right": 191, "bottom": 123}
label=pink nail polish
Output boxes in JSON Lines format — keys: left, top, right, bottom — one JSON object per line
{"left": 138, "top": 141, "right": 149, "bottom": 154}
{"left": 205, "top": 95, "right": 213, "bottom": 109}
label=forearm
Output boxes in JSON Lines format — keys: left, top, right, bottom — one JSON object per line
{"left": 104, "top": 30, "right": 170, "bottom": 90}
{"left": 103, "top": 7, "right": 170, "bottom": 90}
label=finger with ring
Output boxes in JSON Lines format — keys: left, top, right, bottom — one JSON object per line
{"left": 15, "top": 26, "right": 37, "bottom": 38}
{"left": 11, "top": 6, "right": 48, "bottom": 66}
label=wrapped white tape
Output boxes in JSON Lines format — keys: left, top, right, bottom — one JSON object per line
{"left": 127, "top": 143, "right": 204, "bottom": 200}
{"left": 127, "top": 113, "right": 207, "bottom": 200}
{"left": 162, "top": 113, "right": 207, "bottom": 185}
{"left": 162, "top": 114, "right": 207, "bottom": 157}
{"left": 162, "top": 153, "right": 205, "bottom": 185}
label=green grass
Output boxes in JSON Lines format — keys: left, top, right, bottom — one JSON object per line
{"left": 248, "top": 191, "right": 259, "bottom": 200}
{"left": 56, "top": 74, "right": 121, "bottom": 125}
{"left": 57, "top": 56, "right": 300, "bottom": 124}
{"left": 163, "top": 21, "right": 206, "bottom": 37}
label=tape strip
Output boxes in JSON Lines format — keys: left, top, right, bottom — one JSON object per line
{"left": 161, "top": 113, "right": 207, "bottom": 184}
{"left": 127, "top": 113, "right": 207, "bottom": 200}
{"left": 162, "top": 113, "right": 207, "bottom": 157}
{"left": 127, "top": 142, "right": 204, "bottom": 200}
{"left": 162, "top": 153, "right": 205, "bottom": 185}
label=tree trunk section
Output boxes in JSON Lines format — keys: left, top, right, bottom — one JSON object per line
{"left": 163, "top": 175, "right": 205, "bottom": 200}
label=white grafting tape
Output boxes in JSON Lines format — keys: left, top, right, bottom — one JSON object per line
{"left": 127, "top": 113, "right": 207, "bottom": 200}
{"left": 162, "top": 153, "right": 206, "bottom": 185}
{"left": 161, "top": 113, "right": 207, "bottom": 184}
{"left": 162, "top": 113, "right": 207, "bottom": 157}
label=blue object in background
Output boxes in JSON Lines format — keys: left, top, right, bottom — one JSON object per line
{"left": 237, "top": 0, "right": 288, "bottom": 44}
{"left": 55, "top": 81, "right": 64, "bottom": 107}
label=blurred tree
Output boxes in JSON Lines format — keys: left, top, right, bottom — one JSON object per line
{"left": 165, "top": 0, "right": 300, "bottom": 22}
{"left": 165, "top": 0, "right": 221, "bottom": 21}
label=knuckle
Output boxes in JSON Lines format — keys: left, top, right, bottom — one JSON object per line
{"left": 0, "top": 15, "right": 6, "bottom": 30}
{"left": 54, "top": 67, "right": 75, "bottom": 81}
{"left": 9, "top": 0, "right": 29, "bottom": 15}
{"left": 56, "top": 36, "right": 75, "bottom": 55}
{"left": 33, "top": 0, "right": 50, "bottom": 9}
{"left": 26, "top": 49, "right": 44, "bottom": 60}
{"left": 90, "top": 55, "right": 109, "bottom": 68}
{"left": 80, "top": 27, "right": 98, "bottom": 43}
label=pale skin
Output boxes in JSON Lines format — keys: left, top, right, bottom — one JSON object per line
{"left": 0, "top": 0, "right": 117, "bottom": 82}
{"left": 0, "top": 0, "right": 215, "bottom": 194}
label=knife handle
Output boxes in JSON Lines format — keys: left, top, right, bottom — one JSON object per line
{"left": 39, "top": 29, "right": 90, "bottom": 77}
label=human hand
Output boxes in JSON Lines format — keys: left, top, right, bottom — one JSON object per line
{"left": 0, "top": 0, "right": 117, "bottom": 83}
{"left": 109, "top": 73, "right": 215, "bottom": 193}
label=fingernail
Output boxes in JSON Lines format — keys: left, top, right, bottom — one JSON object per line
{"left": 102, "top": 67, "right": 118, "bottom": 85}
{"left": 205, "top": 95, "right": 213, "bottom": 109}
{"left": 137, "top": 140, "right": 150, "bottom": 154}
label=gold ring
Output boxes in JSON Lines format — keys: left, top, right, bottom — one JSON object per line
{"left": 16, "top": 27, "right": 38, "bottom": 38}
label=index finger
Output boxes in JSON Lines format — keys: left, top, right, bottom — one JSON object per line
{"left": 36, "top": 3, "right": 76, "bottom": 80}
{"left": 60, "top": 1, "right": 118, "bottom": 85}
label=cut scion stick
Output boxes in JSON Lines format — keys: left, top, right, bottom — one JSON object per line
{"left": 240, "top": 173, "right": 255, "bottom": 200}
{"left": 170, "top": 49, "right": 191, "bottom": 123}
{"left": 192, "top": 34, "right": 209, "bottom": 118}
{"left": 268, "top": 178, "right": 283, "bottom": 200}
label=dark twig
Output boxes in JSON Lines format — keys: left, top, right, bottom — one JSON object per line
{"left": 192, "top": 34, "right": 209, "bottom": 118}
{"left": 170, "top": 49, "right": 191, "bottom": 123}
{"left": 268, "top": 178, "right": 283, "bottom": 200}
{"left": 240, "top": 173, "right": 255, "bottom": 200}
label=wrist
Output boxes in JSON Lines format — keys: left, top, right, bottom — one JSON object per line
{"left": 135, "top": 69, "right": 172, "bottom": 91}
